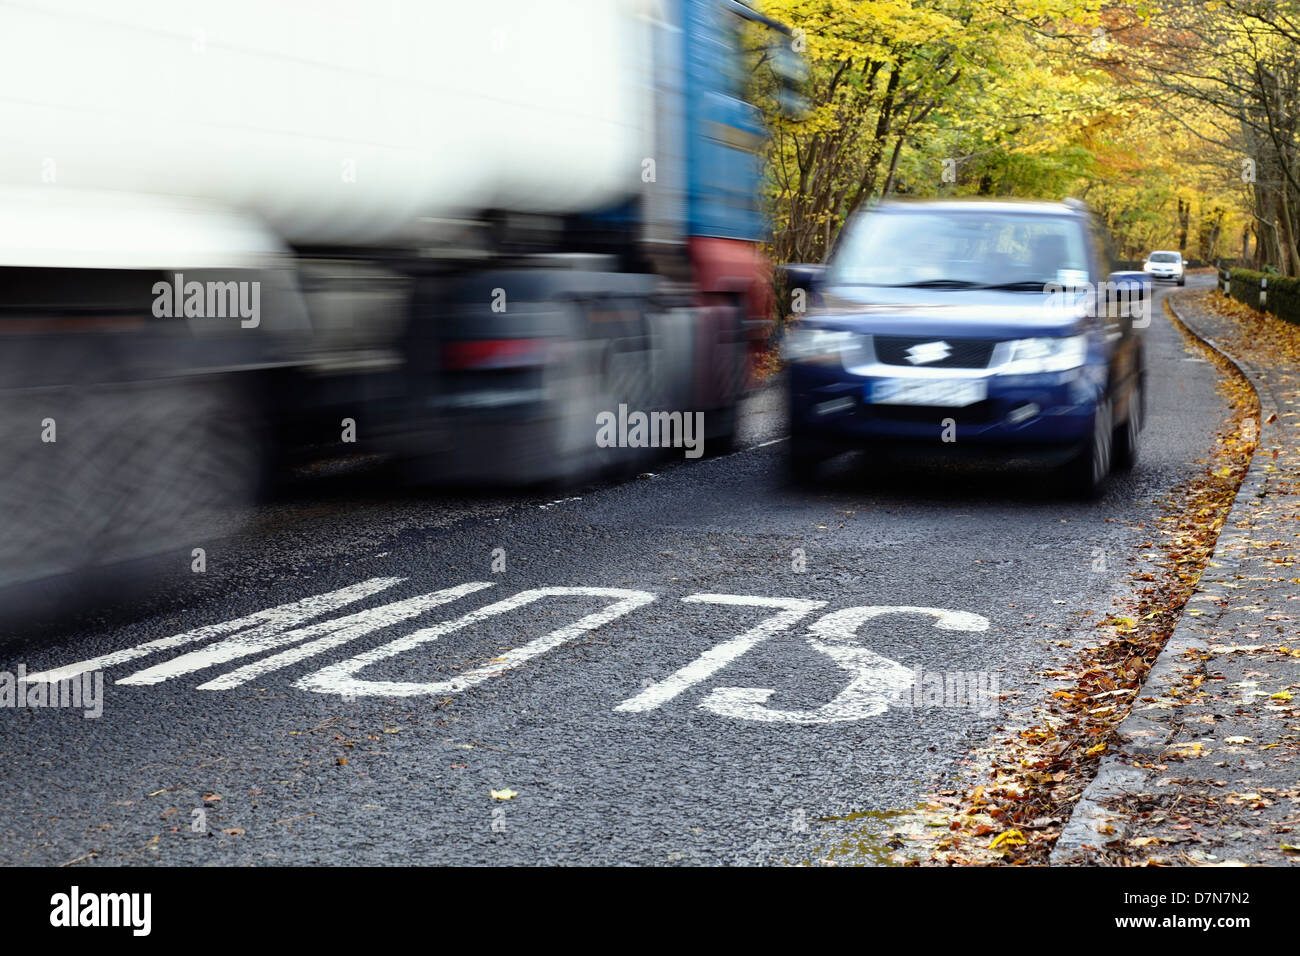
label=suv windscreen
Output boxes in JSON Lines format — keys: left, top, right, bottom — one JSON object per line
{"left": 827, "top": 210, "right": 1090, "bottom": 289}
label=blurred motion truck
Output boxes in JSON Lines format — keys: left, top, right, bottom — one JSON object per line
{"left": 0, "top": 1, "right": 801, "bottom": 600}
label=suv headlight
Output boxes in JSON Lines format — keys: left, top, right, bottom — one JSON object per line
{"left": 1001, "top": 334, "right": 1088, "bottom": 374}
{"left": 782, "top": 328, "right": 870, "bottom": 365}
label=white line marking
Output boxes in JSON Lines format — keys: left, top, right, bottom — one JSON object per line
{"left": 808, "top": 606, "right": 991, "bottom": 636}
{"left": 25, "top": 577, "right": 405, "bottom": 684}
{"left": 700, "top": 605, "right": 991, "bottom": 724}
{"left": 614, "top": 594, "right": 825, "bottom": 712}
{"left": 297, "top": 587, "right": 656, "bottom": 698}
{"left": 152, "top": 583, "right": 493, "bottom": 690}
{"left": 539, "top": 497, "right": 581, "bottom": 510}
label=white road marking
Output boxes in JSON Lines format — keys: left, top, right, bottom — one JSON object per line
{"left": 297, "top": 587, "right": 656, "bottom": 698}
{"left": 699, "top": 605, "right": 991, "bottom": 724}
{"left": 24, "top": 577, "right": 404, "bottom": 685}
{"left": 117, "top": 583, "right": 495, "bottom": 689}
{"left": 705, "top": 435, "right": 789, "bottom": 465}
{"left": 539, "top": 497, "right": 581, "bottom": 510}
{"left": 810, "top": 606, "right": 991, "bottom": 637}
{"left": 614, "top": 594, "right": 825, "bottom": 713}
{"left": 27, "top": 577, "right": 994, "bottom": 726}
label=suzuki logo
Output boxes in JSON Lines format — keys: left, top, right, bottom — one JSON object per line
{"left": 904, "top": 341, "right": 951, "bottom": 365}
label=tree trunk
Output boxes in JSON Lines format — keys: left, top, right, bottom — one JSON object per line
{"left": 1278, "top": 191, "right": 1300, "bottom": 277}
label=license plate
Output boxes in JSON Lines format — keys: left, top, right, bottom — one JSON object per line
{"left": 868, "top": 378, "right": 987, "bottom": 407}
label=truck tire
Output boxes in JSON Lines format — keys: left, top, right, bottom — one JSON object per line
{"left": 86, "top": 376, "right": 263, "bottom": 565}
{"left": 707, "top": 298, "right": 748, "bottom": 457}
{"left": 0, "top": 374, "right": 263, "bottom": 613}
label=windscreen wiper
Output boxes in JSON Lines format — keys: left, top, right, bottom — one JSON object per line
{"left": 978, "top": 280, "right": 1067, "bottom": 291}
{"left": 875, "top": 279, "right": 984, "bottom": 289}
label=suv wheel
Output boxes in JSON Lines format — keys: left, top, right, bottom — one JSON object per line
{"left": 787, "top": 433, "right": 829, "bottom": 486}
{"left": 1062, "top": 397, "right": 1113, "bottom": 499}
{"left": 1113, "top": 380, "right": 1142, "bottom": 471}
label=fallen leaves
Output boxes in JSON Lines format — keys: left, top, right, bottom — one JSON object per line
{"left": 989, "top": 829, "right": 1025, "bottom": 849}
{"left": 1166, "top": 742, "right": 1209, "bottom": 758}
{"left": 1093, "top": 291, "right": 1300, "bottom": 866}
{"left": 490, "top": 788, "right": 517, "bottom": 801}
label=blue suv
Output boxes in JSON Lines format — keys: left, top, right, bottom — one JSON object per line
{"left": 783, "top": 199, "right": 1145, "bottom": 497}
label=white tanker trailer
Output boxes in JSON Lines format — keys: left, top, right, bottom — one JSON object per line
{"left": 0, "top": 0, "right": 802, "bottom": 615}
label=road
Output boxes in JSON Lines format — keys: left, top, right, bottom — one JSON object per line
{"left": 0, "top": 274, "right": 1226, "bottom": 865}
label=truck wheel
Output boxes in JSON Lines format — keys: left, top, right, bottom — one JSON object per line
{"left": 83, "top": 376, "right": 264, "bottom": 566}
{"left": 0, "top": 374, "right": 263, "bottom": 621}
{"left": 704, "top": 404, "right": 738, "bottom": 458}
{"left": 550, "top": 337, "right": 612, "bottom": 486}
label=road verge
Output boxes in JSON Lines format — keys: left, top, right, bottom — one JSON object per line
{"left": 1053, "top": 290, "right": 1298, "bottom": 865}
{"left": 892, "top": 288, "right": 1259, "bottom": 865}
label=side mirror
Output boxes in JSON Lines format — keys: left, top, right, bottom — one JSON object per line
{"left": 1107, "top": 271, "right": 1150, "bottom": 325}
{"left": 778, "top": 263, "right": 825, "bottom": 290}
{"left": 777, "top": 263, "right": 825, "bottom": 318}
{"left": 1108, "top": 270, "right": 1149, "bottom": 290}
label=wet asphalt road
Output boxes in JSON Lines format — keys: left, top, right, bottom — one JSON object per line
{"left": 0, "top": 275, "right": 1227, "bottom": 865}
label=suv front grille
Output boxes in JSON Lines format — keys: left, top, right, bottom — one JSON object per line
{"left": 863, "top": 401, "right": 995, "bottom": 425}
{"left": 873, "top": 335, "right": 997, "bottom": 369}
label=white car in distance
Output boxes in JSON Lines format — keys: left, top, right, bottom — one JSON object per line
{"left": 1143, "top": 250, "right": 1186, "bottom": 285}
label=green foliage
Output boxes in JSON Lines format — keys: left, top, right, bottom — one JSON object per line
{"left": 1228, "top": 267, "right": 1265, "bottom": 310}
{"left": 753, "top": 0, "right": 1257, "bottom": 277}
{"left": 1227, "top": 268, "right": 1300, "bottom": 324}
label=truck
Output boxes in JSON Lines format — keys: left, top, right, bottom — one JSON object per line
{"left": 0, "top": 0, "right": 802, "bottom": 606}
